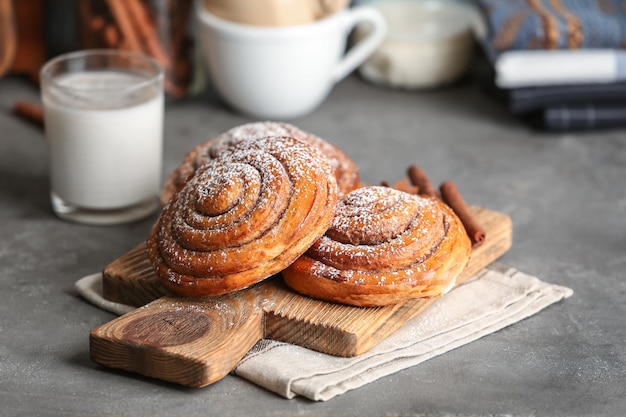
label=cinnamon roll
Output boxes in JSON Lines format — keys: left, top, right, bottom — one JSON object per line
{"left": 161, "top": 121, "right": 360, "bottom": 204}
{"left": 147, "top": 136, "right": 338, "bottom": 297}
{"left": 282, "top": 186, "right": 472, "bottom": 307}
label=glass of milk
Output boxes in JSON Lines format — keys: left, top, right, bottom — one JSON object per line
{"left": 40, "top": 49, "right": 164, "bottom": 225}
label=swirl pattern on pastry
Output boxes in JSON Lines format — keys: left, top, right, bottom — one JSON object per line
{"left": 147, "top": 136, "right": 338, "bottom": 297}
{"left": 282, "top": 186, "right": 472, "bottom": 307}
{"left": 161, "top": 122, "right": 359, "bottom": 204}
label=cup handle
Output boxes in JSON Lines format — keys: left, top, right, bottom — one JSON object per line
{"left": 331, "top": 6, "right": 387, "bottom": 83}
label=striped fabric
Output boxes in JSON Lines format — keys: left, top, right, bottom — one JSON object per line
{"left": 478, "top": 0, "right": 626, "bottom": 51}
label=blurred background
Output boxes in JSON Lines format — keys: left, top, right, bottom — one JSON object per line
{"left": 4, "top": 0, "right": 626, "bottom": 131}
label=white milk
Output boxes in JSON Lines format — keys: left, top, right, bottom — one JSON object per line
{"left": 43, "top": 71, "right": 163, "bottom": 210}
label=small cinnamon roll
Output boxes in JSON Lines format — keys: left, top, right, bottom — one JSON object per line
{"left": 282, "top": 186, "right": 471, "bottom": 306}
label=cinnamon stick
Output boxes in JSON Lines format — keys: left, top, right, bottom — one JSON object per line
{"left": 103, "top": 24, "right": 120, "bottom": 47}
{"left": 12, "top": 101, "right": 44, "bottom": 128}
{"left": 439, "top": 181, "right": 486, "bottom": 248}
{"left": 89, "top": 16, "right": 105, "bottom": 31}
{"left": 407, "top": 165, "right": 438, "bottom": 198}
{"left": 106, "top": 0, "right": 143, "bottom": 51}
{"left": 124, "top": 0, "right": 170, "bottom": 69}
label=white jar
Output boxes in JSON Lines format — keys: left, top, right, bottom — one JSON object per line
{"left": 355, "top": 0, "right": 480, "bottom": 89}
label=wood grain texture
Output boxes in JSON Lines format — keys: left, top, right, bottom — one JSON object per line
{"left": 92, "top": 206, "right": 512, "bottom": 387}
{"left": 103, "top": 243, "right": 166, "bottom": 307}
{"left": 91, "top": 286, "right": 266, "bottom": 387}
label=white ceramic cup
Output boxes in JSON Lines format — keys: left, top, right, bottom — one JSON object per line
{"left": 196, "top": 4, "right": 386, "bottom": 119}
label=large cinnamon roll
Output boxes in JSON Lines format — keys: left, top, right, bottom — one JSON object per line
{"left": 282, "top": 186, "right": 471, "bottom": 307}
{"left": 161, "top": 122, "right": 360, "bottom": 204}
{"left": 147, "top": 136, "right": 338, "bottom": 297}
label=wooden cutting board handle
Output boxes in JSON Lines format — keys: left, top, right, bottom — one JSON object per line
{"left": 90, "top": 284, "right": 268, "bottom": 387}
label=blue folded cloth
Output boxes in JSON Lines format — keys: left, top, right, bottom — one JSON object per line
{"left": 477, "top": 0, "right": 626, "bottom": 52}
{"left": 541, "top": 103, "right": 626, "bottom": 130}
{"left": 489, "top": 80, "right": 626, "bottom": 114}
{"left": 473, "top": 49, "right": 626, "bottom": 130}
{"left": 473, "top": 1, "right": 626, "bottom": 130}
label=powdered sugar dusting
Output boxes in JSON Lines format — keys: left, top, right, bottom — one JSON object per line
{"left": 165, "top": 121, "right": 357, "bottom": 200}
{"left": 304, "top": 186, "right": 448, "bottom": 286}
{"left": 147, "top": 136, "right": 337, "bottom": 294}
{"left": 327, "top": 186, "right": 426, "bottom": 245}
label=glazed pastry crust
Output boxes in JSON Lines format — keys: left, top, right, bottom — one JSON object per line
{"left": 147, "top": 136, "right": 338, "bottom": 297}
{"left": 161, "top": 121, "right": 360, "bottom": 204}
{"left": 282, "top": 186, "right": 472, "bottom": 307}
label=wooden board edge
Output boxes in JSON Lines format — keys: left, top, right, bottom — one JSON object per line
{"left": 265, "top": 206, "right": 514, "bottom": 357}
{"left": 102, "top": 243, "right": 167, "bottom": 307}
{"left": 350, "top": 206, "right": 513, "bottom": 355}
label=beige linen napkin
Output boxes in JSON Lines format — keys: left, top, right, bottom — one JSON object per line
{"left": 75, "top": 265, "right": 572, "bottom": 401}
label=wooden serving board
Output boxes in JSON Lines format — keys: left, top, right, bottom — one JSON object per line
{"left": 90, "top": 206, "right": 512, "bottom": 388}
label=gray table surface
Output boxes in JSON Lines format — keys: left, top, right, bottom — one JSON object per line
{"left": 1, "top": 73, "right": 624, "bottom": 417}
